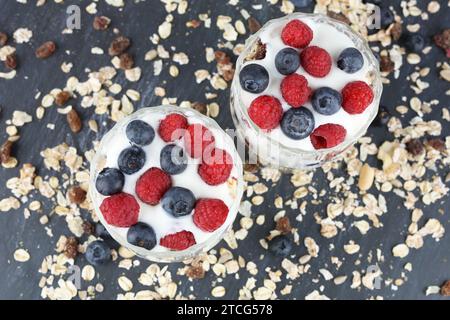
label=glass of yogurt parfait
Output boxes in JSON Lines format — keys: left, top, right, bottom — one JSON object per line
{"left": 89, "top": 105, "right": 244, "bottom": 263}
{"left": 231, "top": 12, "right": 382, "bottom": 170}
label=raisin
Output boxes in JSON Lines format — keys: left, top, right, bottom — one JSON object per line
{"left": 191, "top": 102, "right": 207, "bottom": 115}
{"left": 67, "top": 109, "right": 82, "bottom": 133}
{"left": 244, "top": 163, "right": 259, "bottom": 173}
{"left": 441, "top": 280, "right": 450, "bottom": 296}
{"left": 35, "top": 41, "right": 56, "bottom": 59}
{"left": 248, "top": 17, "right": 262, "bottom": 34}
{"left": 55, "top": 91, "right": 71, "bottom": 106}
{"left": 391, "top": 22, "right": 403, "bottom": 41}
{"left": 0, "top": 140, "right": 13, "bottom": 164}
{"left": 67, "top": 186, "right": 87, "bottom": 204}
{"left": 119, "top": 53, "right": 134, "bottom": 70}
{"left": 93, "top": 16, "right": 110, "bottom": 31}
{"left": 406, "top": 139, "right": 424, "bottom": 156}
{"left": 187, "top": 19, "right": 201, "bottom": 28}
{"left": 276, "top": 217, "right": 292, "bottom": 235}
{"left": 64, "top": 237, "right": 79, "bottom": 259}
{"left": 380, "top": 55, "right": 395, "bottom": 73}
{"left": 5, "top": 53, "right": 17, "bottom": 69}
{"left": 108, "top": 36, "right": 130, "bottom": 56}
{"left": 426, "top": 138, "right": 445, "bottom": 152}
{"left": 82, "top": 221, "right": 95, "bottom": 236}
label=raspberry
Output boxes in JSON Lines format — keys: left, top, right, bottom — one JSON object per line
{"left": 160, "top": 230, "right": 196, "bottom": 251}
{"left": 281, "top": 74, "right": 311, "bottom": 107}
{"left": 135, "top": 167, "right": 172, "bottom": 205}
{"left": 341, "top": 81, "right": 374, "bottom": 114}
{"left": 281, "top": 20, "right": 313, "bottom": 49}
{"left": 184, "top": 123, "right": 215, "bottom": 159}
{"left": 158, "top": 113, "right": 188, "bottom": 142}
{"left": 310, "top": 124, "right": 347, "bottom": 149}
{"left": 100, "top": 193, "right": 139, "bottom": 227}
{"left": 198, "top": 148, "right": 233, "bottom": 186}
{"left": 300, "top": 46, "right": 332, "bottom": 77}
{"left": 193, "top": 199, "right": 229, "bottom": 232}
{"left": 248, "top": 95, "right": 283, "bottom": 130}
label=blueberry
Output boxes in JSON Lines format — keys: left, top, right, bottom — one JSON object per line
{"left": 239, "top": 64, "right": 269, "bottom": 94}
{"left": 160, "top": 144, "right": 188, "bottom": 175}
{"left": 380, "top": 7, "right": 394, "bottom": 28}
{"left": 275, "top": 48, "right": 300, "bottom": 75}
{"left": 311, "top": 87, "right": 342, "bottom": 115}
{"left": 95, "top": 223, "right": 112, "bottom": 239}
{"left": 85, "top": 240, "right": 111, "bottom": 265}
{"left": 291, "top": 0, "right": 313, "bottom": 8}
{"left": 337, "top": 48, "right": 364, "bottom": 74}
{"left": 95, "top": 167, "right": 125, "bottom": 196}
{"left": 118, "top": 145, "right": 146, "bottom": 175}
{"left": 280, "top": 108, "right": 315, "bottom": 140}
{"left": 127, "top": 222, "right": 157, "bottom": 250}
{"left": 161, "top": 187, "right": 196, "bottom": 218}
{"left": 402, "top": 33, "right": 425, "bottom": 52}
{"left": 268, "top": 236, "right": 293, "bottom": 257}
{"left": 126, "top": 120, "right": 155, "bottom": 146}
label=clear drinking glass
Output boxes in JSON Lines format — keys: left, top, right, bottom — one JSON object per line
{"left": 230, "top": 12, "right": 383, "bottom": 170}
{"left": 89, "top": 106, "right": 244, "bottom": 263}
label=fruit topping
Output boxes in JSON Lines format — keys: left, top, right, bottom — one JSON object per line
{"left": 280, "top": 108, "right": 315, "bottom": 140}
{"left": 310, "top": 124, "right": 347, "bottom": 149}
{"left": 118, "top": 145, "right": 146, "bottom": 175}
{"left": 127, "top": 222, "right": 157, "bottom": 250}
{"left": 275, "top": 47, "right": 300, "bottom": 75}
{"left": 135, "top": 167, "right": 172, "bottom": 205}
{"left": 160, "top": 230, "right": 196, "bottom": 251}
{"left": 126, "top": 120, "right": 155, "bottom": 146}
{"left": 281, "top": 20, "right": 313, "bottom": 49}
{"left": 100, "top": 192, "right": 140, "bottom": 227}
{"left": 341, "top": 81, "right": 374, "bottom": 114}
{"left": 300, "top": 45, "right": 332, "bottom": 78}
{"left": 193, "top": 199, "right": 229, "bottom": 232}
{"left": 158, "top": 113, "right": 188, "bottom": 142}
{"left": 160, "top": 144, "right": 188, "bottom": 175}
{"left": 239, "top": 63, "right": 270, "bottom": 93}
{"left": 95, "top": 167, "right": 125, "bottom": 196}
{"left": 161, "top": 186, "right": 196, "bottom": 218}
{"left": 311, "top": 87, "right": 342, "bottom": 115}
{"left": 248, "top": 95, "right": 283, "bottom": 130}
{"left": 198, "top": 148, "right": 233, "bottom": 186}
{"left": 281, "top": 73, "right": 311, "bottom": 107}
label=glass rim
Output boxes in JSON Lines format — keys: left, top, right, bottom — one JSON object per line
{"left": 231, "top": 12, "right": 383, "bottom": 157}
{"left": 89, "top": 105, "right": 245, "bottom": 262}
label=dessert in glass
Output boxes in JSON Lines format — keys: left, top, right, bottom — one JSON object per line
{"left": 231, "top": 12, "right": 382, "bottom": 170}
{"left": 89, "top": 106, "right": 244, "bottom": 263}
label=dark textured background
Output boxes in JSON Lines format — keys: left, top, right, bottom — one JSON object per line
{"left": 0, "top": 0, "right": 448, "bottom": 300}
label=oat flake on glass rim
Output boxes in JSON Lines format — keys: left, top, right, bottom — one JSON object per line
{"left": 230, "top": 12, "right": 383, "bottom": 170}
{"left": 89, "top": 106, "right": 244, "bottom": 263}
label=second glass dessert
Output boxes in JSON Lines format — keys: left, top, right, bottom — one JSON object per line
{"left": 231, "top": 12, "right": 382, "bottom": 170}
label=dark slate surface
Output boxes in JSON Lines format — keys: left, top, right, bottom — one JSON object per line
{"left": 0, "top": 0, "right": 448, "bottom": 300}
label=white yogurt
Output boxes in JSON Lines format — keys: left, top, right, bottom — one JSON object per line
{"left": 239, "top": 16, "right": 376, "bottom": 151}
